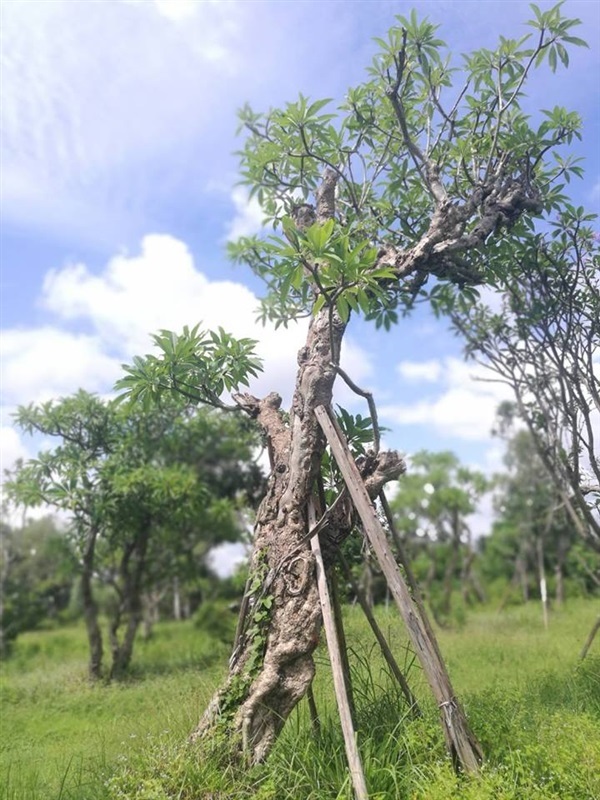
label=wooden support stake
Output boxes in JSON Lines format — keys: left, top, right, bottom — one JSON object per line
{"left": 379, "top": 490, "right": 445, "bottom": 665}
{"left": 330, "top": 565, "right": 357, "bottom": 726}
{"left": 338, "top": 551, "right": 420, "bottom": 717}
{"left": 306, "top": 684, "right": 321, "bottom": 735}
{"left": 314, "top": 404, "right": 482, "bottom": 773}
{"left": 580, "top": 614, "right": 600, "bottom": 661}
{"left": 309, "top": 499, "right": 369, "bottom": 800}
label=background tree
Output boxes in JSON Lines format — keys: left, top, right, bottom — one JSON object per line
{"left": 479, "top": 406, "right": 598, "bottom": 623}
{"left": 452, "top": 210, "right": 599, "bottom": 550}
{"left": 390, "top": 451, "right": 488, "bottom": 625}
{"left": 495, "top": 428, "right": 570, "bottom": 624}
{"left": 8, "top": 392, "right": 117, "bottom": 678}
{"left": 6, "top": 393, "right": 259, "bottom": 678}
{"left": 117, "top": 4, "right": 588, "bottom": 771}
{"left": 0, "top": 516, "right": 76, "bottom": 658}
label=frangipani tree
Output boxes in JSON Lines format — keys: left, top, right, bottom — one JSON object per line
{"left": 117, "top": 4, "right": 587, "bottom": 772}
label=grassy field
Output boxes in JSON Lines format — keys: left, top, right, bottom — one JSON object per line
{"left": 1, "top": 599, "right": 599, "bottom": 799}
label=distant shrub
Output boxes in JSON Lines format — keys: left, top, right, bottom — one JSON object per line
{"left": 192, "top": 600, "right": 236, "bottom": 644}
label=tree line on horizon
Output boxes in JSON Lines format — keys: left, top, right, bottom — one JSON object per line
{"left": 2, "top": 395, "right": 598, "bottom": 668}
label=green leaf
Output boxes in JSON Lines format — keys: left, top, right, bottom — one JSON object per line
{"left": 335, "top": 295, "right": 350, "bottom": 322}
{"left": 312, "top": 294, "right": 327, "bottom": 315}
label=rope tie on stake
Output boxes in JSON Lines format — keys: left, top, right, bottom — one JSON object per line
{"left": 438, "top": 698, "right": 456, "bottom": 709}
{"left": 439, "top": 698, "right": 457, "bottom": 732}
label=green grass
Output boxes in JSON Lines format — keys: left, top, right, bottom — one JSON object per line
{"left": 1, "top": 620, "right": 231, "bottom": 800}
{"left": 1, "top": 599, "right": 599, "bottom": 799}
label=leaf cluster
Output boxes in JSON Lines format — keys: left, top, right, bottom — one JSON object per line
{"left": 226, "top": 2, "right": 588, "bottom": 330}
{"left": 115, "top": 324, "right": 263, "bottom": 409}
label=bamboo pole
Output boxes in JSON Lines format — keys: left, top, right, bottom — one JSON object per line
{"left": 379, "top": 490, "right": 446, "bottom": 665}
{"left": 308, "top": 499, "right": 369, "bottom": 800}
{"left": 315, "top": 404, "right": 482, "bottom": 773}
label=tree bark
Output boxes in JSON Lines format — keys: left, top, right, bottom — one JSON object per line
{"left": 81, "top": 528, "right": 103, "bottom": 680}
{"left": 460, "top": 528, "right": 485, "bottom": 606}
{"left": 441, "top": 509, "right": 460, "bottom": 617}
{"left": 554, "top": 562, "right": 564, "bottom": 607}
{"left": 537, "top": 536, "right": 549, "bottom": 631}
{"left": 142, "top": 588, "right": 163, "bottom": 639}
{"left": 109, "top": 524, "right": 150, "bottom": 678}
{"left": 173, "top": 576, "right": 182, "bottom": 621}
{"left": 554, "top": 535, "right": 566, "bottom": 607}
{"left": 517, "top": 550, "right": 530, "bottom": 603}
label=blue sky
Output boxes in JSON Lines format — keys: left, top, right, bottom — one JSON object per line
{"left": 2, "top": 0, "right": 599, "bottom": 553}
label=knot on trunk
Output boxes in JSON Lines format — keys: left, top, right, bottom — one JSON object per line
{"left": 291, "top": 203, "right": 316, "bottom": 230}
{"left": 362, "top": 450, "right": 407, "bottom": 495}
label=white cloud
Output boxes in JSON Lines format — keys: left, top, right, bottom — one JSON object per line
{"left": 226, "top": 187, "right": 265, "bottom": 241}
{"left": 397, "top": 359, "right": 442, "bottom": 382}
{"left": 208, "top": 541, "right": 248, "bottom": 578}
{"left": 381, "top": 357, "right": 513, "bottom": 442}
{"left": 40, "top": 234, "right": 307, "bottom": 405}
{"left": 1, "top": 234, "right": 312, "bottom": 485}
{"left": 153, "top": 0, "right": 200, "bottom": 22}
{"left": 0, "top": 426, "right": 31, "bottom": 474}
{"left": 1, "top": 327, "right": 120, "bottom": 407}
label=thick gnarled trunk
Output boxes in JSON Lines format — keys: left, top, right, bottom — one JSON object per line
{"left": 192, "top": 309, "right": 344, "bottom": 761}
{"left": 191, "top": 304, "right": 409, "bottom": 762}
